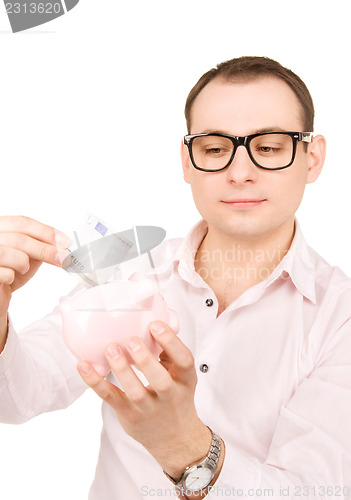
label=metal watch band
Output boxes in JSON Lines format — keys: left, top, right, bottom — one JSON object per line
{"left": 163, "top": 427, "right": 222, "bottom": 487}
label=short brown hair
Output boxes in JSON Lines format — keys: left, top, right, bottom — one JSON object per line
{"left": 184, "top": 56, "right": 314, "bottom": 133}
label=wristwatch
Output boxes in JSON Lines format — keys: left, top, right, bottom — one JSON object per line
{"left": 163, "top": 427, "right": 222, "bottom": 494}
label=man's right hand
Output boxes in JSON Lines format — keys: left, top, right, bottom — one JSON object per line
{"left": 0, "top": 216, "right": 70, "bottom": 352}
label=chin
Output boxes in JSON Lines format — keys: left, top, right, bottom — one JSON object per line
{"left": 210, "top": 218, "right": 266, "bottom": 240}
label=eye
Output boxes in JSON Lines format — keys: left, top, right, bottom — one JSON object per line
{"left": 192, "top": 135, "right": 233, "bottom": 162}
{"left": 257, "top": 145, "right": 281, "bottom": 154}
{"left": 204, "top": 146, "right": 228, "bottom": 156}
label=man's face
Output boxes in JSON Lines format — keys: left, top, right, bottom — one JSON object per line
{"left": 181, "top": 77, "right": 323, "bottom": 243}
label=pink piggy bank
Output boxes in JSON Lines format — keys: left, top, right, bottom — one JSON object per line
{"left": 60, "top": 279, "right": 179, "bottom": 377}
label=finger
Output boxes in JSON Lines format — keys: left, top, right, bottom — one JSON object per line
{"left": 105, "top": 343, "right": 155, "bottom": 408}
{"left": 123, "top": 337, "right": 174, "bottom": 399}
{"left": 77, "top": 360, "right": 128, "bottom": 410}
{"left": 0, "top": 215, "right": 70, "bottom": 249}
{"left": 0, "top": 245, "right": 30, "bottom": 275}
{"left": 149, "top": 321, "right": 196, "bottom": 385}
{"left": 0, "top": 267, "right": 15, "bottom": 285}
{"left": 0, "top": 233, "right": 69, "bottom": 267}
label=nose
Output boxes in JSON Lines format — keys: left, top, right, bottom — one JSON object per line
{"left": 225, "top": 144, "right": 258, "bottom": 184}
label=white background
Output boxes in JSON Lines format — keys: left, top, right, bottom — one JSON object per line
{"left": 0, "top": 1, "right": 350, "bottom": 498}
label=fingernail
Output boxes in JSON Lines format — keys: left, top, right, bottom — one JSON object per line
{"left": 107, "top": 344, "right": 122, "bottom": 359}
{"left": 55, "top": 230, "right": 71, "bottom": 249}
{"left": 126, "top": 338, "right": 142, "bottom": 352}
{"left": 55, "top": 249, "right": 70, "bottom": 266}
{"left": 78, "top": 362, "right": 91, "bottom": 377}
{"left": 150, "top": 321, "right": 166, "bottom": 336}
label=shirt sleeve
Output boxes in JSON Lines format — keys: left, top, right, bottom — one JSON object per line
{"left": 208, "top": 289, "right": 351, "bottom": 500}
{"left": 0, "top": 299, "right": 87, "bottom": 424}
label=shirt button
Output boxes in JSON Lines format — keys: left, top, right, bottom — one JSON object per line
{"left": 200, "top": 364, "right": 209, "bottom": 373}
{"left": 205, "top": 298, "right": 214, "bottom": 307}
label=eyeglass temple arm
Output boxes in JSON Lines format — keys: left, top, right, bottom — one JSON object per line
{"left": 301, "top": 132, "right": 313, "bottom": 143}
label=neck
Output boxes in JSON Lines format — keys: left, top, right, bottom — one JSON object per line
{"left": 195, "top": 220, "right": 295, "bottom": 290}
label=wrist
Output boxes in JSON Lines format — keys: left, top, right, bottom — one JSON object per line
{"left": 150, "top": 421, "right": 211, "bottom": 479}
{"left": 163, "top": 427, "right": 225, "bottom": 499}
{"left": 177, "top": 440, "right": 225, "bottom": 500}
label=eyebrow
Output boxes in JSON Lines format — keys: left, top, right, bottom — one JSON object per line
{"left": 199, "top": 127, "right": 289, "bottom": 136}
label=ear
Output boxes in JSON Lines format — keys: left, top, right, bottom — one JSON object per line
{"left": 181, "top": 140, "right": 191, "bottom": 184}
{"left": 306, "top": 134, "right": 327, "bottom": 184}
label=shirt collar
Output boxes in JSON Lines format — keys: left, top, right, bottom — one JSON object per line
{"left": 269, "top": 220, "right": 316, "bottom": 303}
{"left": 174, "top": 219, "right": 316, "bottom": 303}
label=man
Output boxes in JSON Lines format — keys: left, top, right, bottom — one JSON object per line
{"left": 1, "top": 56, "right": 350, "bottom": 500}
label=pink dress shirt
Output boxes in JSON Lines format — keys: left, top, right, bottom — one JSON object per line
{"left": 1, "top": 219, "right": 351, "bottom": 499}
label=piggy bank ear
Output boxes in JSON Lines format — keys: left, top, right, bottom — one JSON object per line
{"left": 131, "top": 278, "right": 158, "bottom": 301}
{"left": 150, "top": 294, "right": 179, "bottom": 333}
{"left": 129, "top": 271, "right": 145, "bottom": 283}
{"left": 151, "top": 292, "right": 166, "bottom": 317}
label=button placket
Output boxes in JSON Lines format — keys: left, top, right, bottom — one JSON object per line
{"left": 194, "top": 295, "right": 217, "bottom": 377}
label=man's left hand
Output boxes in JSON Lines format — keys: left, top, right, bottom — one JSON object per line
{"left": 77, "top": 320, "right": 211, "bottom": 479}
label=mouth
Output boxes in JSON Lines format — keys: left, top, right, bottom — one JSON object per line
{"left": 222, "top": 199, "right": 267, "bottom": 209}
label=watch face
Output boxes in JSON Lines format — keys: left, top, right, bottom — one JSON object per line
{"left": 184, "top": 466, "right": 213, "bottom": 492}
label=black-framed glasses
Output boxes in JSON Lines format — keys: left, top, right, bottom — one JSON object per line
{"left": 183, "top": 131, "right": 313, "bottom": 172}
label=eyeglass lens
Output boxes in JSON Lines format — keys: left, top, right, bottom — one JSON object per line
{"left": 191, "top": 134, "right": 294, "bottom": 170}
